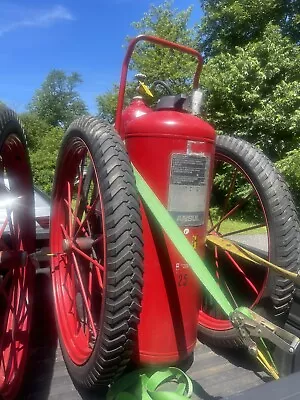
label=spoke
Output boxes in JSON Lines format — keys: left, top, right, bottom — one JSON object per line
{"left": 208, "top": 191, "right": 254, "bottom": 233}
{"left": 0, "top": 269, "right": 13, "bottom": 302}
{"left": 7, "top": 209, "right": 16, "bottom": 248}
{"left": 10, "top": 336, "right": 18, "bottom": 374}
{"left": 224, "top": 250, "right": 259, "bottom": 295}
{"left": 62, "top": 260, "right": 80, "bottom": 333}
{"left": 82, "top": 164, "right": 94, "bottom": 202}
{"left": 70, "top": 256, "right": 80, "bottom": 334}
{"left": 93, "top": 234, "right": 103, "bottom": 247}
{"left": 216, "top": 169, "right": 238, "bottom": 233}
{"left": 61, "top": 254, "right": 69, "bottom": 287}
{"left": 91, "top": 246, "right": 104, "bottom": 290}
{"left": 71, "top": 252, "right": 97, "bottom": 338}
{"left": 60, "top": 224, "right": 68, "bottom": 239}
{"left": 94, "top": 263, "right": 103, "bottom": 290}
{"left": 61, "top": 224, "right": 99, "bottom": 336}
{"left": 212, "top": 246, "right": 238, "bottom": 314}
{"left": 222, "top": 223, "right": 266, "bottom": 237}
{"left": 76, "top": 161, "right": 94, "bottom": 224}
{"left": 214, "top": 245, "right": 220, "bottom": 281}
{"left": 74, "top": 195, "right": 100, "bottom": 240}
{"left": 223, "top": 280, "right": 239, "bottom": 308}
{"left": 86, "top": 219, "right": 92, "bottom": 236}
{"left": 11, "top": 271, "right": 19, "bottom": 342}
{"left": 0, "top": 158, "right": 4, "bottom": 187}
{"left": 0, "top": 217, "right": 8, "bottom": 239}
{"left": 13, "top": 271, "right": 27, "bottom": 324}
{"left": 0, "top": 350, "right": 7, "bottom": 380}
{"left": 88, "top": 267, "right": 93, "bottom": 309}
{"left": 208, "top": 211, "right": 214, "bottom": 230}
{"left": 63, "top": 199, "right": 89, "bottom": 237}
{"left": 60, "top": 224, "right": 82, "bottom": 331}
{"left": 67, "top": 181, "right": 73, "bottom": 235}
{"left": 15, "top": 303, "right": 29, "bottom": 331}
{"left": 72, "top": 164, "right": 85, "bottom": 236}
{"left": 71, "top": 245, "right": 104, "bottom": 275}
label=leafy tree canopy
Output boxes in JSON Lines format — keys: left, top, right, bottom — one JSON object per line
{"left": 20, "top": 112, "right": 63, "bottom": 194}
{"left": 29, "top": 69, "right": 88, "bottom": 128}
{"left": 202, "top": 23, "right": 300, "bottom": 158}
{"left": 199, "top": 0, "right": 300, "bottom": 57}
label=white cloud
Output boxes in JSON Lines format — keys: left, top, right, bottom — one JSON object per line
{"left": 0, "top": 4, "right": 75, "bottom": 37}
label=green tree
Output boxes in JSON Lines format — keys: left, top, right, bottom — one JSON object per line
{"left": 97, "top": 83, "right": 136, "bottom": 123}
{"left": 96, "top": 1, "right": 197, "bottom": 121}
{"left": 29, "top": 69, "right": 88, "bottom": 128}
{"left": 199, "top": 0, "right": 299, "bottom": 57}
{"left": 199, "top": 0, "right": 300, "bottom": 159}
{"left": 201, "top": 23, "right": 300, "bottom": 158}
{"left": 277, "top": 149, "right": 300, "bottom": 208}
{"left": 30, "top": 127, "right": 63, "bottom": 194}
{"left": 20, "top": 112, "right": 55, "bottom": 151}
{"left": 130, "top": 1, "right": 198, "bottom": 93}
{"left": 20, "top": 112, "right": 63, "bottom": 194}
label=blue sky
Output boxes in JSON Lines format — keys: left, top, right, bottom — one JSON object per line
{"left": 0, "top": 1, "right": 203, "bottom": 114}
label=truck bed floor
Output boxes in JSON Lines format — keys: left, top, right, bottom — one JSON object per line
{"left": 18, "top": 274, "right": 266, "bottom": 400}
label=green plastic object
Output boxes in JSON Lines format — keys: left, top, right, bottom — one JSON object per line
{"left": 107, "top": 367, "right": 193, "bottom": 400}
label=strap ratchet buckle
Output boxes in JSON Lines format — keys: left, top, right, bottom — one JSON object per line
{"left": 230, "top": 307, "right": 300, "bottom": 356}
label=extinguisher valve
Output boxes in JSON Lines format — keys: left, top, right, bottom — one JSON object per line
{"left": 183, "top": 89, "right": 205, "bottom": 116}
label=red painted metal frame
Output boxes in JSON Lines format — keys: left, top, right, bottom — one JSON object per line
{"left": 115, "top": 34, "right": 203, "bottom": 133}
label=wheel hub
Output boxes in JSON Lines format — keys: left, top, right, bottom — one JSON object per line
{"left": 0, "top": 251, "right": 27, "bottom": 270}
{"left": 62, "top": 237, "right": 95, "bottom": 253}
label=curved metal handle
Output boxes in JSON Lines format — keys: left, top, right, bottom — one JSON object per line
{"left": 115, "top": 35, "right": 203, "bottom": 132}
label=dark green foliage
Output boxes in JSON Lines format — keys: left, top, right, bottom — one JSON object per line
{"left": 29, "top": 127, "right": 63, "bottom": 195}
{"left": 199, "top": 0, "right": 300, "bottom": 57}
{"left": 21, "top": 112, "right": 63, "bottom": 194}
{"left": 97, "top": 83, "right": 136, "bottom": 123}
{"left": 277, "top": 150, "right": 300, "bottom": 208}
{"left": 201, "top": 24, "right": 300, "bottom": 159}
{"left": 29, "top": 69, "right": 88, "bottom": 128}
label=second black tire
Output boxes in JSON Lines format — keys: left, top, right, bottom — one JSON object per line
{"left": 198, "top": 135, "right": 300, "bottom": 347}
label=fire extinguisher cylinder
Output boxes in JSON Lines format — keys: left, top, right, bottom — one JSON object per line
{"left": 124, "top": 104, "right": 216, "bottom": 366}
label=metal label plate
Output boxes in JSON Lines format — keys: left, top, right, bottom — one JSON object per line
{"left": 168, "top": 153, "right": 210, "bottom": 226}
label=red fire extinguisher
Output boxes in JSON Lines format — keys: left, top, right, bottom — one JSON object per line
{"left": 116, "top": 35, "right": 216, "bottom": 365}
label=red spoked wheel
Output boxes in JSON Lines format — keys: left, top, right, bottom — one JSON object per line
{"left": 198, "top": 136, "right": 300, "bottom": 347}
{"left": 0, "top": 106, "right": 35, "bottom": 399}
{"left": 50, "top": 117, "right": 143, "bottom": 389}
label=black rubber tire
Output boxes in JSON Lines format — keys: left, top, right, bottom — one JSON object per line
{"left": 0, "top": 105, "right": 35, "bottom": 400}
{"left": 51, "top": 117, "right": 144, "bottom": 389}
{"left": 198, "top": 135, "right": 300, "bottom": 347}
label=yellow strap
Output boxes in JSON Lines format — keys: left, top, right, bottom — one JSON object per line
{"left": 256, "top": 349, "right": 280, "bottom": 380}
{"left": 206, "top": 235, "right": 300, "bottom": 284}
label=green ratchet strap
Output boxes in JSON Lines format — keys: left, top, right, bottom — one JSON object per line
{"left": 133, "top": 165, "right": 233, "bottom": 317}
{"left": 107, "top": 367, "right": 193, "bottom": 400}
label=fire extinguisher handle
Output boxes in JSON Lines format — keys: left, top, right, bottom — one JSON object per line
{"left": 115, "top": 34, "right": 203, "bottom": 133}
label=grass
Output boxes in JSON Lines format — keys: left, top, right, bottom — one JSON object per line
{"left": 208, "top": 217, "right": 267, "bottom": 235}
